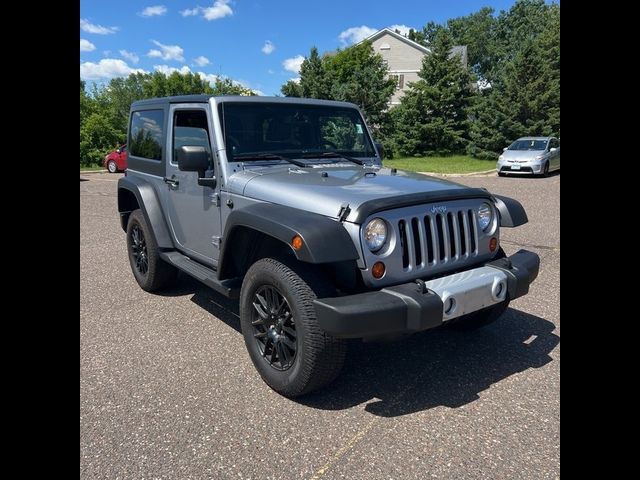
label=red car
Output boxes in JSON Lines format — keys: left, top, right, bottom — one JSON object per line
{"left": 104, "top": 144, "right": 128, "bottom": 173}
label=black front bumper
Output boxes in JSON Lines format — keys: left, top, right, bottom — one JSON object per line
{"left": 313, "top": 249, "right": 540, "bottom": 339}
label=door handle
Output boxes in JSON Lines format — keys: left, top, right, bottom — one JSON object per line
{"left": 163, "top": 177, "right": 179, "bottom": 188}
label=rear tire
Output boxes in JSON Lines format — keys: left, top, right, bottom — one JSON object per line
{"left": 107, "top": 160, "right": 118, "bottom": 173}
{"left": 239, "top": 258, "right": 346, "bottom": 397}
{"left": 126, "top": 209, "right": 178, "bottom": 292}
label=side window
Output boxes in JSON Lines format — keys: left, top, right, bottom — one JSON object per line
{"left": 172, "top": 110, "right": 212, "bottom": 165}
{"left": 129, "top": 110, "right": 164, "bottom": 160}
{"left": 550, "top": 138, "right": 558, "bottom": 149}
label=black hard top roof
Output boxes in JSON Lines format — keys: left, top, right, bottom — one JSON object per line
{"left": 130, "top": 95, "right": 359, "bottom": 109}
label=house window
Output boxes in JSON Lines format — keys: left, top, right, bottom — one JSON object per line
{"left": 379, "top": 43, "right": 391, "bottom": 50}
{"left": 390, "top": 74, "right": 405, "bottom": 89}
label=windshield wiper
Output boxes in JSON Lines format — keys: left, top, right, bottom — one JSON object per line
{"left": 300, "top": 151, "right": 367, "bottom": 166}
{"left": 232, "top": 153, "right": 308, "bottom": 168}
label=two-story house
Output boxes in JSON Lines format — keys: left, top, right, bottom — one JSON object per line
{"left": 360, "top": 28, "right": 468, "bottom": 106}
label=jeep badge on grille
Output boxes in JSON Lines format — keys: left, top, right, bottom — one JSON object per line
{"left": 430, "top": 205, "right": 447, "bottom": 214}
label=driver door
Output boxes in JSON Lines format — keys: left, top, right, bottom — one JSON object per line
{"left": 164, "top": 105, "right": 222, "bottom": 267}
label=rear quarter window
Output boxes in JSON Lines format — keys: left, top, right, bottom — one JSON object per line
{"left": 129, "top": 109, "right": 165, "bottom": 160}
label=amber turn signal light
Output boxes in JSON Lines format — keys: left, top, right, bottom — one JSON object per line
{"left": 291, "top": 235, "right": 303, "bottom": 250}
{"left": 372, "top": 261, "right": 386, "bottom": 279}
{"left": 489, "top": 237, "right": 498, "bottom": 252}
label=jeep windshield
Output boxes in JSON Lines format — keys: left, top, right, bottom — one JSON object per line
{"left": 219, "top": 102, "right": 376, "bottom": 163}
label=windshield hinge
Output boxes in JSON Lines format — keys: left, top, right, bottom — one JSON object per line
{"left": 337, "top": 203, "right": 351, "bottom": 222}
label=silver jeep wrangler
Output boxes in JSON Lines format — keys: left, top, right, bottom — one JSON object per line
{"left": 118, "top": 95, "right": 540, "bottom": 397}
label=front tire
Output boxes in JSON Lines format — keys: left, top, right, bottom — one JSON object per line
{"left": 107, "top": 160, "right": 118, "bottom": 173}
{"left": 240, "top": 258, "right": 346, "bottom": 397}
{"left": 126, "top": 209, "right": 178, "bottom": 292}
{"left": 541, "top": 162, "right": 549, "bottom": 177}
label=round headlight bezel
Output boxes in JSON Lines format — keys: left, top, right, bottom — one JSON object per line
{"left": 477, "top": 202, "right": 495, "bottom": 232}
{"left": 364, "top": 218, "right": 388, "bottom": 253}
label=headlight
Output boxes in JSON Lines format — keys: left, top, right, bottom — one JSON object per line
{"left": 498, "top": 155, "right": 504, "bottom": 161}
{"left": 477, "top": 203, "right": 494, "bottom": 232}
{"left": 364, "top": 218, "right": 387, "bottom": 252}
{"left": 535, "top": 154, "right": 544, "bottom": 160}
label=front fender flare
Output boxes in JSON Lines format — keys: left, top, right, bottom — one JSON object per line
{"left": 219, "top": 203, "right": 359, "bottom": 278}
{"left": 493, "top": 194, "right": 528, "bottom": 227}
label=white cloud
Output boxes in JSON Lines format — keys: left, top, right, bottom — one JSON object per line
{"left": 147, "top": 40, "right": 185, "bottom": 61}
{"left": 283, "top": 55, "right": 304, "bottom": 74}
{"left": 80, "top": 18, "right": 118, "bottom": 35}
{"left": 180, "top": 1, "right": 233, "bottom": 21}
{"left": 193, "top": 55, "right": 210, "bottom": 67}
{"left": 267, "top": 69, "right": 274, "bottom": 74}
{"left": 153, "top": 65, "right": 219, "bottom": 86}
{"left": 140, "top": 5, "right": 167, "bottom": 17}
{"left": 261, "top": 41, "right": 275, "bottom": 55}
{"left": 198, "top": 72, "right": 219, "bottom": 84}
{"left": 80, "top": 39, "right": 95, "bottom": 52}
{"left": 154, "top": 64, "right": 193, "bottom": 75}
{"left": 80, "top": 58, "right": 145, "bottom": 80}
{"left": 203, "top": 0, "right": 233, "bottom": 20}
{"left": 388, "top": 24, "right": 412, "bottom": 36}
{"left": 120, "top": 50, "right": 139, "bottom": 64}
{"left": 290, "top": 77, "right": 301, "bottom": 84}
{"left": 103, "top": 50, "right": 112, "bottom": 57}
{"left": 180, "top": 8, "right": 200, "bottom": 17}
{"left": 338, "top": 25, "right": 377, "bottom": 45}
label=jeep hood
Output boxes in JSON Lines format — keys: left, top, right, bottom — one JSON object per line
{"left": 231, "top": 164, "right": 470, "bottom": 221}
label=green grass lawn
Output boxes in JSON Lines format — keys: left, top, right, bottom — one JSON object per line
{"left": 80, "top": 165, "right": 106, "bottom": 172}
{"left": 383, "top": 155, "right": 496, "bottom": 174}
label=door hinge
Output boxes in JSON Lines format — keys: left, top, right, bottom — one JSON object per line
{"left": 212, "top": 236, "right": 222, "bottom": 248}
{"left": 209, "top": 192, "right": 220, "bottom": 206}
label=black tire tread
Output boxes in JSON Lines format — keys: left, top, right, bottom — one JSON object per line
{"left": 241, "top": 257, "right": 346, "bottom": 397}
{"left": 126, "top": 209, "right": 178, "bottom": 292}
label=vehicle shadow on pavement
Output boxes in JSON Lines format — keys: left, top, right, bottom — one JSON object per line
{"left": 300, "top": 308, "right": 559, "bottom": 417}
{"left": 160, "top": 274, "right": 242, "bottom": 332}
{"left": 160, "top": 277, "right": 558, "bottom": 418}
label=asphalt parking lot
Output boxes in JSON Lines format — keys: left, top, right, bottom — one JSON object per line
{"left": 80, "top": 171, "right": 560, "bottom": 479}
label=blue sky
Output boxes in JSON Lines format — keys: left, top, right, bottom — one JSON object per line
{"left": 80, "top": 0, "right": 523, "bottom": 96}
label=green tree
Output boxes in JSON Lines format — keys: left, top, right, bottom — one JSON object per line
{"left": 298, "top": 47, "right": 331, "bottom": 98}
{"left": 391, "top": 31, "right": 474, "bottom": 156}
{"left": 80, "top": 113, "right": 122, "bottom": 167}
{"left": 468, "top": 2, "right": 559, "bottom": 157}
{"left": 324, "top": 41, "right": 395, "bottom": 129}
{"left": 209, "top": 77, "right": 256, "bottom": 96}
{"left": 280, "top": 80, "right": 302, "bottom": 97}
{"left": 280, "top": 42, "right": 394, "bottom": 136}
{"left": 447, "top": 7, "right": 498, "bottom": 81}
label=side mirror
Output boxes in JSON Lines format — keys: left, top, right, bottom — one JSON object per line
{"left": 177, "top": 145, "right": 209, "bottom": 172}
{"left": 503, "top": 147, "right": 508, "bottom": 151}
{"left": 549, "top": 147, "right": 557, "bottom": 152}
{"left": 177, "top": 146, "right": 217, "bottom": 188}
{"left": 116, "top": 149, "right": 121, "bottom": 154}
{"left": 375, "top": 142, "right": 384, "bottom": 160}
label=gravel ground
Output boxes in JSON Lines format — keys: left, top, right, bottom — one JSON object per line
{"left": 80, "top": 171, "right": 559, "bottom": 479}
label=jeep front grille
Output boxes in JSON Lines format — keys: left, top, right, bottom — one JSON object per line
{"left": 397, "top": 209, "right": 478, "bottom": 270}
